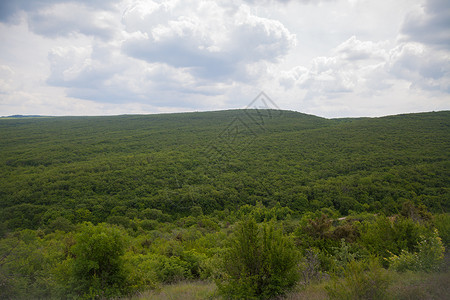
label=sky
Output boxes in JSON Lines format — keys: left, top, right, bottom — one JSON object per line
{"left": 0, "top": 0, "right": 449, "bottom": 118}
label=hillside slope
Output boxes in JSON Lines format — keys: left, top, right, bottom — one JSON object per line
{"left": 0, "top": 110, "right": 449, "bottom": 230}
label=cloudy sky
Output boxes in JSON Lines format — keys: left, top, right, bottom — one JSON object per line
{"left": 0, "top": 0, "right": 449, "bottom": 118}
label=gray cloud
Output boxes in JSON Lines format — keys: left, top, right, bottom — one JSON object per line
{"left": 121, "top": 3, "right": 295, "bottom": 81}
{"left": 0, "top": 0, "right": 119, "bottom": 23}
{"left": 243, "top": 0, "right": 335, "bottom": 4}
{"left": 27, "top": 3, "right": 118, "bottom": 40}
{"left": 401, "top": 0, "right": 450, "bottom": 48}
{"left": 45, "top": 42, "right": 226, "bottom": 106}
{"left": 123, "top": 38, "right": 237, "bottom": 80}
{"left": 388, "top": 43, "right": 450, "bottom": 92}
{"left": 46, "top": 44, "right": 143, "bottom": 104}
{"left": 0, "top": 0, "right": 120, "bottom": 41}
{"left": 46, "top": 46, "right": 116, "bottom": 90}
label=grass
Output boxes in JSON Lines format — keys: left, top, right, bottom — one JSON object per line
{"left": 387, "top": 271, "right": 450, "bottom": 300}
{"left": 125, "top": 281, "right": 218, "bottom": 300}
{"left": 283, "top": 281, "right": 329, "bottom": 300}
{"left": 387, "top": 252, "right": 450, "bottom": 300}
{"left": 124, "top": 254, "right": 450, "bottom": 300}
{"left": 124, "top": 271, "right": 449, "bottom": 300}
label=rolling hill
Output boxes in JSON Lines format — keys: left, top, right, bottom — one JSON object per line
{"left": 0, "top": 109, "right": 448, "bottom": 230}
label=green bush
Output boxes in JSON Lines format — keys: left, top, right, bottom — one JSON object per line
{"left": 299, "top": 248, "right": 327, "bottom": 284}
{"left": 359, "top": 216, "right": 424, "bottom": 264}
{"left": 388, "top": 229, "right": 445, "bottom": 272}
{"left": 124, "top": 251, "right": 195, "bottom": 287}
{"left": 140, "top": 219, "right": 158, "bottom": 231}
{"left": 331, "top": 239, "right": 359, "bottom": 275}
{"left": 66, "top": 222, "right": 130, "bottom": 299}
{"left": 107, "top": 215, "right": 132, "bottom": 228}
{"left": 326, "top": 259, "right": 390, "bottom": 300}
{"left": 154, "top": 255, "right": 192, "bottom": 283}
{"left": 433, "top": 213, "right": 450, "bottom": 247}
{"left": 217, "top": 218, "right": 300, "bottom": 299}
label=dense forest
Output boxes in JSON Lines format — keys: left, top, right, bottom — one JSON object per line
{"left": 0, "top": 109, "right": 449, "bottom": 299}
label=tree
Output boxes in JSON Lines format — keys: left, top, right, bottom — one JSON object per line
{"left": 68, "top": 222, "right": 129, "bottom": 299}
{"left": 217, "top": 218, "right": 299, "bottom": 299}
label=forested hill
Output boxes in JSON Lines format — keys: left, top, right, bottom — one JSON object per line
{"left": 0, "top": 109, "right": 449, "bottom": 230}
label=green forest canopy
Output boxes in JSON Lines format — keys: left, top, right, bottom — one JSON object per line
{"left": 0, "top": 109, "right": 449, "bottom": 230}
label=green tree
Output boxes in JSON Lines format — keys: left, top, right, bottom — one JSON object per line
{"left": 388, "top": 228, "right": 445, "bottom": 272}
{"left": 67, "top": 222, "right": 129, "bottom": 299}
{"left": 217, "top": 218, "right": 299, "bottom": 299}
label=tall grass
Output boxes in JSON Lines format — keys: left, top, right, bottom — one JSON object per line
{"left": 125, "top": 281, "right": 218, "bottom": 300}
{"left": 125, "top": 252, "right": 449, "bottom": 300}
{"left": 387, "top": 252, "right": 450, "bottom": 299}
{"left": 388, "top": 272, "right": 450, "bottom": 299}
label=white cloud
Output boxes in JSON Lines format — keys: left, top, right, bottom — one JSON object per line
{"left": 0, "top": 65, "right": 15, "bottom": 94}
{"left": 334, "top": 36, "right": 388, "bottom": 61}
{"left": 122, "top": 1, "right": 296, "bottom": 80}
{"left": 279, "top": 36, "right": 391, "bottom": 98}
{"left": 274, "top": 27, "right": 450, "bottom": 117}
{"left": 37, "top": 0, "right": 297, "bottom": 107}
{"left": 0, "top": 0, "right": 449, "bottom": 117}
{"left": 388, "top": 42, "right": 450, "bottom": 92}
{"left": 44, "top": 39, "right": 232, "bottom": 108}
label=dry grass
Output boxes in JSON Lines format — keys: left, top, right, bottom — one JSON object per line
{"left": 386, "top": 251, "right": 450, "bottom": 300}
{"left": 387, "top": 270, "right": 450, "bottom": 300}
{"left": 126, "top": 281, "right": 219, "bottom": 300}
{"left": 282, "top": 282, "right": 329, "bottom": 300}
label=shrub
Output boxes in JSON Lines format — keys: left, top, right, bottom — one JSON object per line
{"left": 66, "top": 222, "right": 130, "bottom": 299}
{"left": 107, "top": 215, "right": 131, "bottom": 228}
{"left": 125, "top": 252, "right": 194, "bottom": 286}
{"left": 359, "top": 216, "right": 424, "bottom": 264}
{"left": 331, "top": 239, "right": 359, "bottom": 275}
{"left": 433, "top": 213, "right": 450, "bottom": 247}
{"left": 140, "top": 219, "right": 158, "bottom": 231}
{"left": 217, "top": 218, "right": 300, "bottom": 299}
{"left": 388, "top": 228, "right": 445, "bottom": 272}
{"left": 326, "top": 259, "right": 390, "bottom": 300}
{"left": 299, "top": 248, "right": 328, "bottom": 285}
{"left": 153, "top": 255, "right": 191, "bottom": 283}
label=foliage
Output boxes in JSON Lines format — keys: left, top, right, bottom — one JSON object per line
{"left": 330, "top": 239, "right": 360, "bottom": 275}
{"left": 358, "top": 216, "right": 425, "bottom": 263}
{"left": 65, "top": 222, "right": 130, "bottom": 299}
{"left": 1, "top": 110, "right": 449, "bottom": 232}
{"left": 433, "top": 213, "right": 450, "bottom": 247}
{"left": 388, "top": 229, "right": 445, "bottom": 272}
{"left": 400, "top": 200, "right": 432, "bottom": 223}
{"left": 217, "top": 218, "right": 299, "bottom": 299}
{"left": 326, "top": 259, "right": 390, "bottom": 300}
{"left": 299, "top": 248, "right": 328, "bottom": 285}
{"left": 0, "top": 110, "right": 449, "bottom": 297}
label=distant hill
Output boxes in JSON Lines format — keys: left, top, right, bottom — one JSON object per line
{"left": 2, "top": 114, "right": 44, "bottom": 118}
{"left": 0, "top": 109, "right": 449, "bottom": 230}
